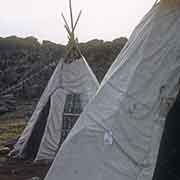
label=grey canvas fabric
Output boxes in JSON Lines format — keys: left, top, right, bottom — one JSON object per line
{"left": 45, "top": 4, "right": 180, "bottom": 180}
{"left": 11, "top": 57, "right": 99, "bottom": 161}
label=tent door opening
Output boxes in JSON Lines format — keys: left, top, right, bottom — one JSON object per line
{"left": 22, "top": 98, "right": 51, "bottom": 160}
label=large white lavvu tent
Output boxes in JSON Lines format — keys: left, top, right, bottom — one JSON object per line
{"left": 10, "top": 1, "right": 99, "bottom": 161}
{"left": 45, "top": 2, "right": 180, "bottom": 180}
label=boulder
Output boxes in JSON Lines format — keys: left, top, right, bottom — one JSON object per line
{"left": 3, "top": 137, "right": 19, "bottom": 150}
{"left": 0, "top": 147, "right": 10, "bottom": 155}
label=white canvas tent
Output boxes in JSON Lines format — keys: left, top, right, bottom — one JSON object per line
{"left": 10, "top": 1, "right": 99, "bottom": 161}
{"left": 45, "top": 2, "right": 180, "bottom": 180}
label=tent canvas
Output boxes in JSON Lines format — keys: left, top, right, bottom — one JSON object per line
{"left": 45, "top": 2, "right": 180, "bottom": 180}
{"left": 10, "top": 0, "right": 99, "bottom": 161}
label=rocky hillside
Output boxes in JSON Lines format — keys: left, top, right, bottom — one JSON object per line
{"left": 0, "top": 36, "right": 127, "bottom": 114}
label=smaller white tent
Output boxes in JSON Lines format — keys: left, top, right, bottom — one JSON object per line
{"left": 9, "top": 1, "right": 99, "bottom": 161}
{"left": 45, "top": 2, "right": 180, "bottom": 180}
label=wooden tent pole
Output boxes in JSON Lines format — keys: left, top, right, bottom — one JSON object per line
{"left": 61, "top": 13, "right": 71, "bottom": 34}
{"left": 69, "top": 0, "right": 74, "bottom": 32}
{"left": 61, "top": 0, "right": 83, "bottom": 61}
{"left": 73, "top": 10, "right": 82, "bottom": 32}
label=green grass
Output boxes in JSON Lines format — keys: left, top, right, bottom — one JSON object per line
{"left": 0, "top": 117, "right": 25, "bottom": 160}
{"left": 0, "top": 117, "right": 26, "bottom": 148}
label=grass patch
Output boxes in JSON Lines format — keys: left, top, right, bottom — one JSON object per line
{"left": 0, "top": 118, "right": 26, "bottom": 147}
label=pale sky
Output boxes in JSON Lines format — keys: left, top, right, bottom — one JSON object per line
{"left": 0, "top": 0, "right": 156, "bottom": 44}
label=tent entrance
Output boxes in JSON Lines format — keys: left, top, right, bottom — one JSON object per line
{"left": 153, "top": 93, "right": 180, "bottom": 179}
{"left": 22, "top": 98, "right": 51, "bottom": 160}
{"left": 59, "top": 94, "right": 82, "bottom": 145}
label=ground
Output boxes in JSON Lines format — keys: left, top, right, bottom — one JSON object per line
{"left": 0, "top": 103, "right": 50, "bottom": 180}
{"left": 0, "top": 159, "right": 50, "bottom": 180}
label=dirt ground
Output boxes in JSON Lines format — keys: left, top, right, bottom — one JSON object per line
{"left": 0, "top": 158, "right": 51, "bottom": 180}
{"left": 0, "top": 106, "right": 50, "bottom": 180}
